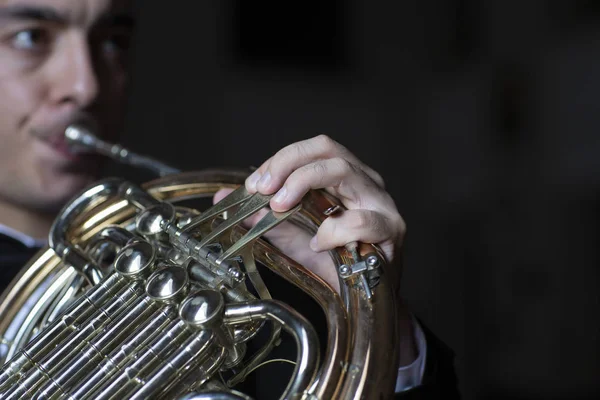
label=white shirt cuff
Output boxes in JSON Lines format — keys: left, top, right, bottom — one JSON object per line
{"left": 395, "top": 314, "right": 427, "bottom": 392}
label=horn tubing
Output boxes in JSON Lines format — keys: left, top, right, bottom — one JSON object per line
{"left": 223, "top": 300, "right": 320, "bottom": 400}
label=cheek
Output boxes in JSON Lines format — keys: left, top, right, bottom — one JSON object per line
{"left": 0, "top": 75, "right": 45, "bottom": 128}
{"left": 0, "top": 75, "right": 46, "bottom": 180}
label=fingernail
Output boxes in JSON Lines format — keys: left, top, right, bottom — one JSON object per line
{"left": 272, "top": 186, "right": 287, "bottom": 204}
{"left": 247, "top": 171, "right": 261, "bottom": 191}
{"left": 257, "top": 171, "right": 271, "bottom": 191}
{"left": 309, "top": 235, "right": 318, "bottom": 251}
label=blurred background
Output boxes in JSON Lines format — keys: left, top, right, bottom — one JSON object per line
{"left": 113, "top": 1, "right": 600, "bottom": 399}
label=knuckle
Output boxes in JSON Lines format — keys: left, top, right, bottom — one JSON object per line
{"left": 279, "top": 141, "right": 305, "bottom": 161}
{"left": 309, "top": 161, "right": 328, "bottom": 177}
{"left": 270, "top": 145, "right": 305, "bottom": 175}
{"left": 371, "top": 171, "right": 385, "bottom": 188}
{"left": 331, "top": 157, "right": 355, "bottom": 174}
{"left": 315, "top": 134, "right": 338, "bottom": 151}
{"left": 295, "top": 141, "right": 311, "bottom": 158}
{"left": 294, "top": 162, "right": 327, "bottom": 188}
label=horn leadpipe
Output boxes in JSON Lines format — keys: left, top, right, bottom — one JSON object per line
{"left": 65, "top": 125, "right": 181, "bottom": 177}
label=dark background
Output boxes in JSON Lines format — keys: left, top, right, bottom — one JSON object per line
{"left": 112, "top": 1, "right": 600, "bottom": 399}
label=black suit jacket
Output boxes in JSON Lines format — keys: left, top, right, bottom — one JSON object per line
{"left": 395, "top": 318, "right": 461, "bottom": 399}
{"left": 0, "top": 233, "right": 41, "bottom": 293}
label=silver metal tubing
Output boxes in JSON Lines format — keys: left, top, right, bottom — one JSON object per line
{"left": 34, "top": 295, "right": 160, "bottom": 399}
{"left": 90, "top": 330, "right": 215, "bottom": 400}
{"left": 50, "top": 266, "right": 188, "bottom": 398}
{"left": 65, "top": 306, "right": 176, "bottom": 399}
{"left": 1, "top": 282, "right": 144, "bottom": 399}
{"left": 160, "top": 348, "right": 227, "bottom": 399}
{"left": 223, "top": 300, "right": 320, "bottom": 400}
{"left": 38, "top": 273, "right": 87, "bottom": 330}
{"left": 124, "top": 331, "right": 217, "bottom": 400}
{"left": 49, "top": 178, "right": 124, "bottom": 256}
{"left": 176, "top": 390, "right": 253, "bottom": 400}
{"left": 119, "top": 181, "right": 163, "bottom": 211}
{"left": 0, "top": 272, "right": 124, "bottom": 390}
{"left": 49, "top": 178, "right": 126, "bottom": 285}
{"left": 96, "top": 225, "right": 136, "bottom": 245}
{"left": 82, "top": 319, "right": 191, "bottom": 400}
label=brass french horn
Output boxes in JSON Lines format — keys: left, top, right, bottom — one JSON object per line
{"left": 0, "top": 124, "right": 400, "bottom": 399}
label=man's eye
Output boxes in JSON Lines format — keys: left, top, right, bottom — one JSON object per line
{"left": 11, "top": 29, "right": 50, "bottom": 51}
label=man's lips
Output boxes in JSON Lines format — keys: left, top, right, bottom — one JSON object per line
{"left": 30, "top": 112, "right": 106, "bottom": 163}
{"left": 39, "top": 131, "right": 84, "bottom": 162}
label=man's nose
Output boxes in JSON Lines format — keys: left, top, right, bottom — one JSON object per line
{"left": 48, "top": 34, "right": 99, "bottom": 109}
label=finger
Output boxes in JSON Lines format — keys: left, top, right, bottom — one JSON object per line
{"left": 268, "top": 157, "right": 393, "bottom": 215}
{"left": 311, "top": 209, "right": 404, "bottom": 263}
{"left": 212, "top": 187, "right": 341, "bottom": 289}
{"left": 213, "top": 188, "right": 235, "bottom": 204}
{"left": 246, "top": 135, "right": 385, "bottom": 194}
{"left": 214, "top": 189, "right": 299, "bottom": 247}
{"left": 262, "top": 222, "right": 341, "bottom": 291}
{"left": 245, "top": 156, "right": 273, "bottom": 193}
{"left": 213, "top": 190, "right": 338, "bottom": 284}
{"left": 241, "top": 215, "right": 342, "bottom": 291}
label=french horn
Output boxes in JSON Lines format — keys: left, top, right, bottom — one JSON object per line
{"left": 0, "top": 124, "right": 401, "bottom": 399}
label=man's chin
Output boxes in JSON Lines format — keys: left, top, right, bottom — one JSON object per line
{"left": 63, "top": 171, "right": 102, "bottom": 193}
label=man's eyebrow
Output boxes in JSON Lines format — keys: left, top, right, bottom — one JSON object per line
{"left": 0, "top": 5, "right": 67, "bottom": 24}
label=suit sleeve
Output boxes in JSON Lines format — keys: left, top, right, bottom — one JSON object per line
{"left": 395, "top": 318, "right": 461, "bottom": 399}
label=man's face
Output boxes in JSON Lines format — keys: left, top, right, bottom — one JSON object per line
{"left": 0, "top": 0, "right": 133, "bottom": 213}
